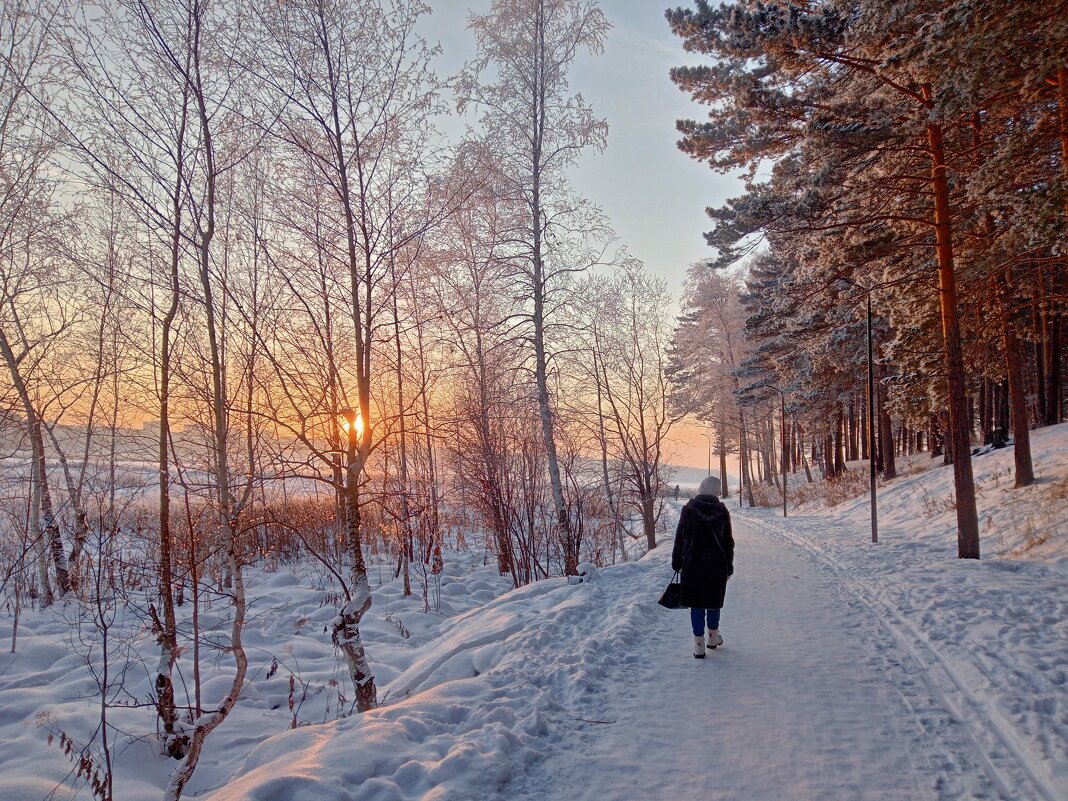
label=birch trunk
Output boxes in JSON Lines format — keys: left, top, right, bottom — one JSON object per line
{"left": 334, "top": 467, "right": 377, "bottom": 712}
{"left": 30, "top": 455, "right": 52, "bottom": 606}
{"left": 0, "top": 329, "right": 69, "bottom": 596}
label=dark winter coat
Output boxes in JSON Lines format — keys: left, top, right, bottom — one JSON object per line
{"left": 671, "top": 495, "right": 734, "bottom": 609}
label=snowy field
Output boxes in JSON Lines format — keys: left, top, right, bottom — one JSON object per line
{"left": 1, "top": 427, "right": 1066, "bottom": 801}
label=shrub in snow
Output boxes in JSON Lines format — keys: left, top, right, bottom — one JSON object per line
{"left": 567, "top": 563, "right": 600, "bottom": 584}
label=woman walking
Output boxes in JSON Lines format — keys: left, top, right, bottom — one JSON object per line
{"left": 671, "top": 475, "right": 734, "bottom": 658}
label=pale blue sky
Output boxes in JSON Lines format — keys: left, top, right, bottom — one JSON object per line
{"left": 422, "top": 1, "right": 744, "bottom": 301}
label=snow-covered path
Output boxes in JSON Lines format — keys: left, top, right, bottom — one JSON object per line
{"left": 512, "top": 513, "right": 988, "bottom": 801}
{"left": 180, "top": 495, "right": 1063, "bottom": 801}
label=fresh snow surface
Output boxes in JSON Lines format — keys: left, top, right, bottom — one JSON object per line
{"left": 204, "top": 501, "right": 1067, "bottom": 801}
{"left": 1, "top": 425, "right": 1066, "bottom": 801}
{"left": 0, "top": 546, "right": 517, "bottom": 800}
{"left": 198, "top": 508, "right": 941, "bottom": 801}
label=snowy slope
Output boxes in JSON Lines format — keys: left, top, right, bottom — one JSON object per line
{"left": 792, "top": 421, "right": 1068, "bottom": 561}
{"left": 0, "top": 550, "right": 516, "bottom": 800}
{"left": 204, "top": 564, "right": 649, "bottom": 801}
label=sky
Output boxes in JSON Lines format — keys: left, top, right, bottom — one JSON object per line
{"left": 423, "top": 1, "right": 742, "bottom": 290}
{"left": 422, "top": 1, "right": 745, "bottom": 471}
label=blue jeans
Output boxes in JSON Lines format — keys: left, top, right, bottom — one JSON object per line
{"left": 691, "top": 608, "right": 721, "bottom": 636}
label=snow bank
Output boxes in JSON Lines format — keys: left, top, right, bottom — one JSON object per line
{"left": 0, "top": 499, "right": 678, "bottom": 801}
{"left": 0, "top": 548, "right": 517, "bottom": 800}
{"left": 205, "top": 547, "right": 666, "bottom": 801}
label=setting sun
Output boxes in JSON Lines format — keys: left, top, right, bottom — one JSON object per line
{"left": 340, "top": 412, "right": 365, "bottom": 439}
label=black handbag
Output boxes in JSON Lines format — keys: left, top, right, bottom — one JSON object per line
{"left": 658, "top": 571, "right": 684, "bottom": 609}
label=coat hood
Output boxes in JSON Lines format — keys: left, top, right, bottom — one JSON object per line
{"left": 686, "top": 494, "right": 729, "bottom": 526}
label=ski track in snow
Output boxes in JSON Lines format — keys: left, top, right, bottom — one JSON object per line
{"left": 510, "top": 511, "right": 975, "bottom": 801}
{"left": 743, "top": 510, "right": 1066, "bottom": 801}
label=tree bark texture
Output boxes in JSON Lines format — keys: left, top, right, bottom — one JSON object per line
{"left": 997, "top": 270, "right": 1035, "bottom": 486}
{"left": 927, "top": 118, "right": 980, "bottom": 559}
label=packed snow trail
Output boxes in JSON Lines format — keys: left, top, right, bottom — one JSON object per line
{"left": 511, "top": 512, "right": 1002, "bottom": 801}
{"left": 185, "top": 499, "right": 1057, "bottom": 801}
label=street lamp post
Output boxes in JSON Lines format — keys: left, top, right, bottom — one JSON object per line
{"left": 865, "top": 291, "right": 878, "bottom": 544}
{"left": 840, "top": 277, "right": 880, "bottom": 545}
{"left": 701, "top": 432, "right": 712, "bottom": 477}
{"left": 738, "top": 453, "right": 743, "bottom": 510}
{"left": 780, "top": 392, "right": 787, "bottom": 518}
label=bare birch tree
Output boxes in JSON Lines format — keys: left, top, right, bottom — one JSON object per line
{"left": 248, "top": 0, "right": 448, "bottom": 712}
{"left": 460, "top": 0, "right": 610, "bottom": 575}
{"left": 0, "top": 0, "right": 72, "bottom": 600}
{"left": 587, "top": 263, "right": 681, "bottom": 550}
